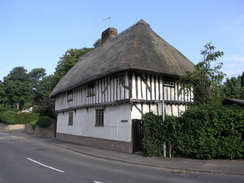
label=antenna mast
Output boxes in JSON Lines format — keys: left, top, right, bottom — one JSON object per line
{"left": 103, "top": 17, "right": 112, "bottom": 27}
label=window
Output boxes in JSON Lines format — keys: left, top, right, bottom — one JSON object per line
{"left": 95, "top": 109, "right": 104, "bottom": 126}
{"left": 67, "top": 91, "right": 73, "bottom": 101}
{"left": 68, "top": 112, "right": 73, "bottom": 126}
{"left": 87, "top": 83, "right": 95, "bottom": 97}
{"left": 164, "top": 76, "right": 175, "bottom": 87}
{"left": 118, "top": 73, "right": 124, "bottom": 87}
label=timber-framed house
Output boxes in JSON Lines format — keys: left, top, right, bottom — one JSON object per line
{"left": 50, "top": 20, "right": 195, "bottom": 153}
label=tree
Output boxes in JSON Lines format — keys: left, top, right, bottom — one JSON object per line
{"left": 93, "top": 39, "right": 102, "bottom": 48}
{"left": 54, "top": 48, "right": 93, "bottom": 82}
{"left": 38, "top": 74, "right": 57, "bottom": 97}
{"left": 29, "top": 68, "right": 46, "bottom": 91}
{"left": 0, "top": 80, "right": 6, "bottom": 105}
{"left": 29, "top": 68, "right": 46, "bottom": 103}
{"left": 240, "top": 72, "right": 244, "bottom": 99}
{"left": 241, "top": 71, "right": 244, "bottom": 87}
{"left": 3, "top": 67, "right": 31, "bottom": 109}
{"left": 180, "top": 42, "right": 225, "bottom": 105}
{"left": 222, "top": 76, "right": 243, "bottom": 99}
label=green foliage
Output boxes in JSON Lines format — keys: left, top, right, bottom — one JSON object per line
{"left": 35, "top": 96, "right": 56, "bottom": 119}
{"left": 222, "top": 76, "right": 243, "bottom": 99}
{"left": 35, "top": 116, "right": 55, "bottom": 127}
{"left": 180, "top": 42, "right": 225, "bottom": 105}
{"left": 241, "top": 72, "right": 244, "bottom": 87}
{"left": 30, "top": 119, "right": 38, "bottom": 129}
{"left": 54, "top": 48, "right": 93, "bottom": 82}
{"left": 142, "top": 112, "right": 164, "bottom": 156}
{"left": 0, "top": 110, "right": 39, "bottom": 125}
{"left": 38, "top": 75, "right": 57, "bottom": 97}
{"left": 93, "top": 39, "right": 101, "bottom": 48}
{"left": 175, "top": 105, "right": 244, "bottom": 159}
{"left": 142, "top": 105, "right": 244, "bottom": 159}
{"left": 3, "top": 67, "right": 31, "bottom": 109}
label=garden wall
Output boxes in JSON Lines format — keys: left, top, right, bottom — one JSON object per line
{"left": 0, "top": 123, "right": 25, "bottom": 130}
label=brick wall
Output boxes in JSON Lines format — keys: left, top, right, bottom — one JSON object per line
{"left": 56, "top": 133, "right": 133, "bottom": 153}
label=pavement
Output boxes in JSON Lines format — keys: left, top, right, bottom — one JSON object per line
{"left": 4, "top": 130, "right": 244, "bottom": 176}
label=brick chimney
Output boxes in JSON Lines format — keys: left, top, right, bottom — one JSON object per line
{"left": 101, "top": 27, "right": 118, "bottom": 44}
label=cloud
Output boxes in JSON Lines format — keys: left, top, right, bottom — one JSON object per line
{"left": 221, "top": 55, "right": 244, "bottom": 77}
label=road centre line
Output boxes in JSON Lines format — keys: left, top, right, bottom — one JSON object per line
{"left": 27, "top": 158, "right": 65, "bottom": 173}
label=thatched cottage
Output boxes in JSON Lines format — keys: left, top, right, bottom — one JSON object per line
{"left": 50, "top": 20, "right": 194, "bottom": 153}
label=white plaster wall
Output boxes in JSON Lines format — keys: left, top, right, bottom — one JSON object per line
{"left": 131, "top": 103, "right": 159, "bottom": 119}
{"left": 57, "top": 104, "right": 132, "bottom": 142}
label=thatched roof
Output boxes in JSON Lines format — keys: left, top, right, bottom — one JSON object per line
{"left": 50, "top": 19, "right": 195, "bottom": 97}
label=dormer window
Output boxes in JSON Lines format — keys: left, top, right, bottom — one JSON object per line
{"left": 67, "top": 91, "right": 73, "bottom": 101}
{"left": 87, "top": 83, "right": 95, "bottom": 97}
{"left": 164, "top": 76, "right": 175, "bottom": 87}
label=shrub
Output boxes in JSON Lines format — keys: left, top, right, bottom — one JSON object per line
{"left": 142, "top": 112, "right": 164, "bottom": 157}
{"left": 30, "top": 119, "right": 38, "bottom": 129}
{"left": 0, "top": 110, "right": 39, "bottom": 124}
{"left": 35, "top": 116, "right": 55, "bottom": 127}
{"left": 142, "top": 104, "right": 244, "bottom": 159}
{"left": 175, "top": 104, "right": 244, "bottom": 159}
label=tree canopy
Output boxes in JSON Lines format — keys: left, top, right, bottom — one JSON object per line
{"left": 54, "top": 47, "right": 93, "bottom": 82}
{"left": 222, "top": 76, "right": 243, "bottom": 99}
{"left": 3, "top": 67, "right": 31, "bottom": 109}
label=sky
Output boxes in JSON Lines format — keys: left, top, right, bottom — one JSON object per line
{"left": 0, "top": 0, "right": 244, "bottom": 81}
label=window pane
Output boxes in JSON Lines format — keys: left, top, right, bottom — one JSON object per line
{"left": 87, "top": 83, "right": 95, "bottom": 96}
{"left": 68, "top": 112, "right": 73, "bottom": 125}
{"left": 95, "top": 109, "right": 104, "bottom": 126}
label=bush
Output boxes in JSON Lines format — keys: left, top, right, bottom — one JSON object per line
{"left": 175, "top": 104, "right": 244, "bottom": 159}
{"left": 30, "top": 119, "right": 38, "bottom": 129}
{"left": 35, "top": 116, "right": 55, "bottom": 127}
{"left": 142, "top": 112, "right": 164, "bottom": 156}
{"left": 142, "top": 104, "right": 244, "bottom": 159}
{"left": 0, "top": 110, "right": 39, "bottom": 125}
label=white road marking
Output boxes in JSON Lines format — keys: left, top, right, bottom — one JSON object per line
{"left": 27, "top": 158, "right": 65, "bottom": 173}
{"left": 94, "top": 181, "right": 103, "bottom": 183}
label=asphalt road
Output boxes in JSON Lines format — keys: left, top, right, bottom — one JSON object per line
{"left": 0, "top": 132, "right": 243, "bottom": 183}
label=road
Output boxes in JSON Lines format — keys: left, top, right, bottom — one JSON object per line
{"left": 0, "top": 131, "right": 243, "bottom": 183}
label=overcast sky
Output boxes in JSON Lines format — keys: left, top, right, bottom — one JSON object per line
{"left": 1, "top": 0, "right": 243, "bottom": 81}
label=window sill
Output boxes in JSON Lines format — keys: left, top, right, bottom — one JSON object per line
{"left": 87, "top": 94, "right": 95, "bottom": 97}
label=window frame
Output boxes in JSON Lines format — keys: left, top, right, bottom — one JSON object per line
{"left": 164, "top": 76, "right": 175, "bottom": 87}
{"left": 95, "top": 109, "right": 104, "bottom": 127}
{"left": 118, "top": 73, "right": 124, "bottom": 87}
{"left": 67, "top": 91, "right": 73, "bottom": 102}
{"left": 68, "top": 112, "right": 73, "bottom": 126}
{"left": 87, "top": 83, "right": 95, "bottom": 97}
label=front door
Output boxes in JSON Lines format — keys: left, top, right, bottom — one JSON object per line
{"left": 132, "top": 119, "right": 143, "bottom": 152}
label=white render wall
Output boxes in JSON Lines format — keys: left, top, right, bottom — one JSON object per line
{"left": 57, "top": 104, "right": 132, "bottom": 142}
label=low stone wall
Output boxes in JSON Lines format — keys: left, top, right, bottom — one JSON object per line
{"left": 25, "top": 123, "right": 55, "bottom": 138}
{"left": 34, "top": 125, "right": 54, "bottom": 138}
{"left": 0, "top": 123, "right": 25, "bottom": 130}
{"left": 25, "top": 123, "right": 34, "bottom": 134}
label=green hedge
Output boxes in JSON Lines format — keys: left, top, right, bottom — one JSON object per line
{"left": 142, "top": 104, "right": 244, "bottom": 159}
{"left": 142, "top": 112, "right": 164, "bottom": 156}
{"left": 35, "top": 116, "right": 55, "bottom": 127}
{"left": 0, "top": 111, "right": 39, "bottom": 125}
